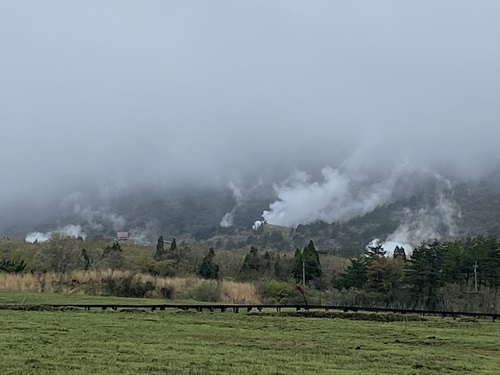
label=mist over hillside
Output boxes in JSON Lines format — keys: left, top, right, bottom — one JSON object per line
{"left": 5, "top": 171, "right": 500, "bottom": 258}
{"left": 1, "top": 1, "right": 500, "bottom": 254}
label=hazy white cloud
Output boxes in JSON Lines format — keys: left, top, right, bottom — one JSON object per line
{"left": 1, "top": 1, "right": 500, "bottom": 216}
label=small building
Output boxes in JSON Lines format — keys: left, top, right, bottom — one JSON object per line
{"left": 115, "top": 232, "right": 129, "bottom": 241}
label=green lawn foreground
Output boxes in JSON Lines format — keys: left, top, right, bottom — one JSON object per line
{"left": 0, "top": 290, "right": 168, "bottom": 305}
{"left": 0, "top": 307, "right": 499, "bottom": 375}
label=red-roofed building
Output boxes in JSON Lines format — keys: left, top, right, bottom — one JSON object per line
{"left": 116, "top": 232, "right": 129, "bottom": 241}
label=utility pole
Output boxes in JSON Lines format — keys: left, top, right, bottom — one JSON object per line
{"left": 473, "top": 261, "right": 479, "bottom": 293}
{"left": 302, "top": 259, "right": 306, "bottom": 287}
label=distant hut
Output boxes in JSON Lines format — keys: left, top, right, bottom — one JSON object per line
{"left": 115, "top": 232, "right": 129, "bottom": 241}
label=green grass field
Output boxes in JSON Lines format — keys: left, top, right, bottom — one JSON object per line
{"left": 0, "top": 292, "right": 499, "bottom": 374}
{"left": 0, "top": 290, "right": 168, "bottom": 305}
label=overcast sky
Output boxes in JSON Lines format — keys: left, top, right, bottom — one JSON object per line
{"left": 1, "top": 1, "right": 500, "bottom": 207}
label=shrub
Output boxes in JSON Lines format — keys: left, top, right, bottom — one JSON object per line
{"left": 103, "top": 276, "right": 155, "bottom": 298}
{"left": 263, "top": 280, "right": 297, "bottom": 304}
{"left": 188, "top": 281, "right": 220, "bottom": 302}
{"left": 159, "top": 285, "right": 175, "bottom": 299}
{"left": 140, "top": 259, "right": 176, "bottom": 277}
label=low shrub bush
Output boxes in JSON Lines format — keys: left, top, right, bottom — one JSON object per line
{"left": 103, "top": 276, "right": 155, "bottom": 298}
{"left": 188, "top": 280, "right": 220, "bottom": 302}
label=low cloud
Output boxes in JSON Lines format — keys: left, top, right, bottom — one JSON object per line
{"left": 1, "top": 2, "right": 500, "bottom": 233}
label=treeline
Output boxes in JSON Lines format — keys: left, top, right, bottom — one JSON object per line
{"left": 0, "top": 235, "right": 332, "bottom": 283}
{"left": 0, "top": 233, "right": 499, "bottom": 312}
{"left": 143, "top": 237, "right": 324, "bottom": 285}
{"left": 334, "top": 235, "right": 500, "bottom": 312}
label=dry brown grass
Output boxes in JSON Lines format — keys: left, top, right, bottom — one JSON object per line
{"left": 0, "top": 270, "right": 261, "bottom": 303}
{"left": 219, "top": 280, "right": 260, "bottom": 304}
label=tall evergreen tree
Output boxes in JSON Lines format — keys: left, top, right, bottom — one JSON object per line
{"left": 102, "top": 241, "right": 124, "bottom": 270}
{"left": 364, "top": 243, "right": 386, "bottom": 264}
{"left": 334, "top": 258, "right": 367, "bottom": 290}
{"left": 480, "top": 235, "right": 500, "bottom": 290}
{"left": 170, "top": 238, "right": 177, "bottom": 252}
{"left": 292, "top": 248, "right": 303, "bottom": 281}
{"left": 303, "top": 240, "right": 322, "bottom": 281}
{"left": 81, "top": 248, "right": 91, "bottom": 270}
{"left": 240, "top": 247, "right": 263, "bottom": 279}
{"left": 292, "top": 241, "right": 322, "bottom": 284}
{"left": 154, "top": 236, "right": 165, "bottom": 261}
{"left": 198, "top": 247, "right": 220, "bottom": 280}
{"left": 405, "top": 240, "right": 445, "bottom": 310}
{"left": 393, "top": 246, "right": 407, "bottom": 260}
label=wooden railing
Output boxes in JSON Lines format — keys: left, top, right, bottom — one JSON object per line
{"left": 1, "top": 303, "right": 498, "bottom": 321}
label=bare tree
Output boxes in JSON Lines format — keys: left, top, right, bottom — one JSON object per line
{"left": 33, "top": 233, "right": 81, "bottom": 274}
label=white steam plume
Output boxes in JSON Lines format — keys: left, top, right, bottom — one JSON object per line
{"left": 219, "top": 181, "right": 245, "bottom": 227}
{"left": 62, "top": 192, "right": 126, "bottom": 231}
{"left": 263, "top": 165, "right": 406, "bottom": 227}
{"left": 252, "top": 220, "right": 264, "bottom": 231}
{"left": 377, "top": 176, "right": 461, "bottom": 254}
{"left": 25, "top": 224, "right": 86, "bottom": 243}
{"left": 128, "top": 221, "right": 161, "bottom": 244}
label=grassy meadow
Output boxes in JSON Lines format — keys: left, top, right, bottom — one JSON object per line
{"left": 0, "top": 271, "right": 261, "bottom": 304}
{"left": 0, "top": 293, "right": 499, "bottom": 374}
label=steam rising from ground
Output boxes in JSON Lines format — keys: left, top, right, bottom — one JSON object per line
{"left": 263, "top": 164, "right": 462, "bottom": 253}
{"left": 263, "top": 164, "right": 406, "bottom": 227}
{"left": 220, "top": 180, "right": 265, "bottom": 227}
{"left": 62, "top": 192, "right": 126, "bottom": 231}
{"left": 220, "top": 182, "right": 245, "bottom": 227}
{"left": 376, "top": 176, "right": 461, "bottom": 254}
{"left": 25, "top": 224, "right": 86, "bottom": 243}
{"left": 62, "top": 191, "right": 159, "bottom": 243}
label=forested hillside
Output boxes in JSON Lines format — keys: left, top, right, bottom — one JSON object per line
{"left": 3, "top": 178, "right": 500, "bottom": 258}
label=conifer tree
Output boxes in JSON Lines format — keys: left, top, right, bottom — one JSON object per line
{"left": 364, "top": 243, "right": 386, "bottom": 264}
{"left": 154, "top": 236, "right": 165, "bottom": 261}
{"left": 292, "top": 241, "right": 322, "bottom": 284}
{"left": 393, "top": 246, "right": 407, "bottom": 260}
{"left": 198, "top": 248, "right": 220, "bottom": 280}
{"left": 292, "top": 248, "right": 303, "bottom": 281}
{"left": 334, "top": 258, "right": 367, "bottom": 290}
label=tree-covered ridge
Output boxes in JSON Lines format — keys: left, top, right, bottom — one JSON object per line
{"left": 6, "top": 178, "right": 500, "bottom": 254}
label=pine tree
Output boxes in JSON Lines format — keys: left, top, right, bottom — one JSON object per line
{"left": 102, "top": 241, "right": 124, "bottom": 270}
{"left": 334, "top": 258, "right": 367, "bottom": 290}
{"left": 291, "top": 241, "right": 322, "bottom": 284}
{"left": 167, "top": 238, "right": 181, "bottom": 263}
{"left": 292, "top": 248, "right": 303, "bottom": 281}
{"left": 198, "top": 248, "right": 220, "bottom": 280}
{"left": 170, "top": 238, "right": 177, "bottom": 252}
{"left": 364, "top": 243, "right": 386, "bottom": 264}
{"left": 393, "top": 246, "right": 407, "bottom": 260}
{"left": 0, "top": 258, "right": 27, "bottom": 273}
{"left": 405, "top": 240, "right": 445, "bottom": 310}
{"left": 81, "top": 248, "right": 91, "bottom": 270}
{"left": 154, "top": 236, "right": 165, "bottom": 261}
{"left": 303, "top": 240, "right": 322, "bottom": 281}
{"left": 241, "top": 247, "right": 262, "bottom": 272}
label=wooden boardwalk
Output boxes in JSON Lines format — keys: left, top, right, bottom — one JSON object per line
{"left": 2, "top": 303, "right": 498, "bottom": 321}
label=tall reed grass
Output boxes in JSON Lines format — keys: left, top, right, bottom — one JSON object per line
{"left": 0, "top": 270, "right": 261, "bottom": 303}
